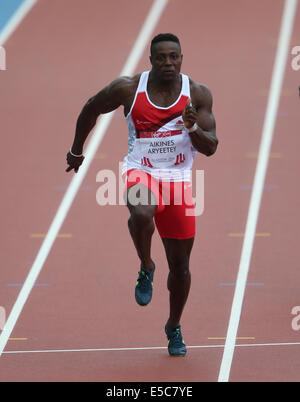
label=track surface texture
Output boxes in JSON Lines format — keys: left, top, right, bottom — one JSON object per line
{"left": 0, "top": 0, "right": 299, "bottom": 382}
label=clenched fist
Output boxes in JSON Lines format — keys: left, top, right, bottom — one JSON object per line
{"left": 66, "top": 150, "right": 85, "bottom": 173}
{"left": 182, "top": 98, "right": 197, "bottom": 129}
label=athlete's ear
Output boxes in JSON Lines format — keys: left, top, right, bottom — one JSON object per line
{"left": 149, "top": 55, "right": 153, "bottom": 66}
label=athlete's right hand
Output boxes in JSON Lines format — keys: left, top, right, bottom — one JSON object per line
{"left": 66, "top": 151, "right": 85, "bottom": 173}
{"left": 182, "top": 98, "right": 197, "bottom": 129}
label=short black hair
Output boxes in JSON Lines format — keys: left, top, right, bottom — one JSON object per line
{"left": 150, "top": 33, "right": 181, "bottom": 55}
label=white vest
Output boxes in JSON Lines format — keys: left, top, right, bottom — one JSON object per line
{"left": 122, "top": 71, "right": 197, "bottom": 181}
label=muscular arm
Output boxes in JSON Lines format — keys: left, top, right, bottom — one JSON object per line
{"left": 183, "top": 81, "right": 218, "bottom": 156}
{"left": 71, "top": 77, "right": 134, "bottom": 155}
{"left": 66, "top": 76, "right": 138, "bottom": 172}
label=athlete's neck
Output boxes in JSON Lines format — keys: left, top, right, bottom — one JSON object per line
{"left": 148, "top": 70, "right": 181, "bottom": 90}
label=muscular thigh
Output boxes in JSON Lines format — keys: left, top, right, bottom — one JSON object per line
{"left": 123, "top": 169, "right": 162, "bottom": 214}
{"left": 154, "top": 181, "right": 195, "bottom": 240}
{"left": 126, "top": 183, "right": 155, "bottom": 207}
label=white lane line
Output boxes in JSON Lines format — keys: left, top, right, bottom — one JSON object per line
{"left": 0, "top": 0, "right": 37, "bottom": 46}
{"left": 3, "top": 341, "right": 300, "bottom": 355}
{"left": 0, "top": 0, "right": 168, "bottom": 357}
{"left": 218, "top": 0, "right": 298, "bottom": 383}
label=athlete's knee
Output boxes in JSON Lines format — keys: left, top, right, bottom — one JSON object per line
{"left": 168, "top": 256, "right": 190, "bottom": 279}
{"left": 128, "top": 205, "right": 155, "bottom": 228}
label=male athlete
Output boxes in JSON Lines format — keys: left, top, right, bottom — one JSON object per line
{"left": 66, "top": 33, "right": 218, "bottom": 356}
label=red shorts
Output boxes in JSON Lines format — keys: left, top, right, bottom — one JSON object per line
{"left": 124, "top": 169, "right": 195, "bottom": 239}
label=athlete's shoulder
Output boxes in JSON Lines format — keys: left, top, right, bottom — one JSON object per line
{"left": 189, "top": 78, "right": 213, "bottom": 98}
{"left": 109, "top": 73, "right": 141, "bottom": 94}
{"left": 188, "top": 77, "right": 213, "bottom": 109}
{"left": 102, "top": 73, "right": 142, "bottom": 109}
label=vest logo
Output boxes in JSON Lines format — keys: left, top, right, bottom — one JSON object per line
{"left": 175, "top": 119, "right": 185, "bottom": 129}
{"left": 139, "top": 130, "right": 182, "bottom": 139}
{"left": 136, "top": 119, "right": 152, "bottom": 125}
{"left": 141, "top": 157, "right": 153, "bottom": 168}
{"left": 174, "top": 153, "right": 185, "bottom": 165}
{"left": 152, "top": 130, "right": 172, "bottom": 138}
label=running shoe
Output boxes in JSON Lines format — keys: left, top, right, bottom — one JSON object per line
{"left": 135, "top": 262, "right": 155, "bottom": 306}
{"left": 165, "top": 324, "right": 187, "bottom": 356}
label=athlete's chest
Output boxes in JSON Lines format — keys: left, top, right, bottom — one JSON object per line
{"left": 146, "top": 85, "right": 182, "bottom": 108}
{"left": 131, "top": 92, "right": 187, "bottom": 128}
{"left": 127, "top": 71, "right": 190, "bottom": 124}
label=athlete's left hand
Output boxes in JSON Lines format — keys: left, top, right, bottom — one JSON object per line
{"left": 182, "top": 98, "right": 197, "bottom": 129}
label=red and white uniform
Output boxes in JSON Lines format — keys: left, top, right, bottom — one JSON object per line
{"left": 122, "top": 71, "right": 197, "bottom": 182}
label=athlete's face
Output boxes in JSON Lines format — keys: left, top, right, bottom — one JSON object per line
{"left": 150, "top": 41, "right": 183, "bottom": 81}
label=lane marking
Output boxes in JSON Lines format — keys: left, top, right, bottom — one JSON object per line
{"left": 245, "top": 152, "right": 283, "bottom": 158}
{"left": 218, "top": 0, "right": 298, "bottom": 383}
{"left": 6, "top": 283, "right": 51, "bottom": 287}
{"left": 8, "top": 338, "right": 28, "bottom": 341}
{"left": 259, "top": 88, "right": 292, "bottom": 96}
{"left": 30, "top": 233, "right": 72, "bottom": 238}
{"left": 0, "top": 0, "right": 169, "bottom": 357}
{"left": 53, "top": 185, "right": 92, "bottom": 191}
{"left": 228, "top": 233, "right": 271, "bottom": 237}
{"left": 208, "top": 337, "right": 255, "bottom": 340}
{"left": 2, "top": 341, "right": 300, "bottom": 355}
{"left": 219, "top": 282, "right": 264, "bottom": 287}
{"left": 239, "top": 184, "right": 279, "bottom": 190}
{"left": 0, "top": 0, "right": 36, "bottom": 46}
